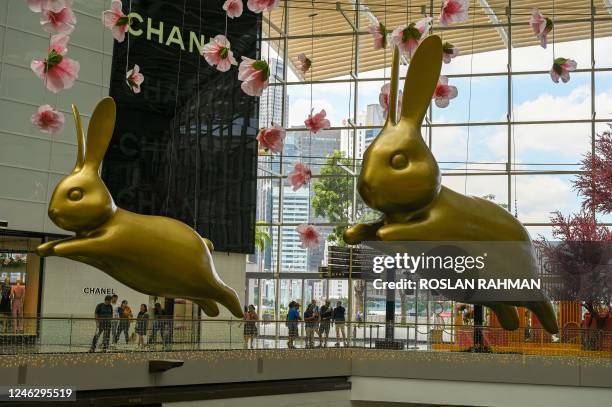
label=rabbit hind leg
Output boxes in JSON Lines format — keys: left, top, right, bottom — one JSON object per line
{"left": 523, "top": 301, "right": 559, "bottom": 334}
{"left": 196, "top": 299, "right": 220, "bottom": 317}
{"left": 484, "top": 302, "right": 519, "bottom": 331}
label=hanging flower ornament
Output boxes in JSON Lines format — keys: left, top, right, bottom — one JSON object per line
{"left": 550, "top": 58, "right": 577, "bottom": 83}
{"left": 304, "top": 109, "right": 331, "bottom": 133}
{"left": 103, "top": 0, "right": 131, "bottom": 43}
{"left": 367, "top": 22, "right": 388, "bottom": 50}
{"left": 391, "top": 17, "right": 432, "bottom": 59}
{"left": 31, "top": 34, "right": 80, "bottom": 93}
{"left": 223, "top": 0, "right": 244, "bottom": 19}
{"left": 530, "top": 8, "right": 554, "bottom": 49}
{"left": 439, "top": 0, "right": 469, "bottom": 26}
{"left": 126, "top": 64, "right": 144, "bottom": 93}
{"left": 203, "top": 35, "right": 237, "bottom": 72}
{"left": 247, "top": 0, "right": 280, "bottom": 14}
{"left": 296, "top": 224, "right": 321, "bottom": 249}
{"left": 256, "top": 126, "right": 285, "bottom": 154}
{"left": 40, "top": 3, "right": 76, "bottom": 35}
{"left": 238, "top": 57, "right": 270, "bottom": 96}
{"left": 297, "top": 53, "right": 312, "bottom": 74}
{"left": 31, "top": 104, "right": 65, "bottom": 134}
{"left": 433, "top": 75, "right": 458, "bottom": 108}
{"left": 379, "top": 83, "right": 402, "bottom": 116}
{"left": 442, "top": 41, "right": 459, "bottom": 64}
{"left": 27, "top": 0, "right": 68, "bottom": 13}
{"left": 288, "top": 162, "right": 312, "bottom": 191}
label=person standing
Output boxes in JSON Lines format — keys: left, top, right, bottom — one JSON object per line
{"left": 243, "top": 304, "right": 259, "bottom": 349}
{"left": 11, "top": 279, "right": 25, "bottom": 334}
{"left": 135, "top": 304, "right": 149, "bottom": 349}
{"left": 303, "top": 302, "right": 318, "bottom": 348}
{"left": 333, "top": 301, "right": 347, "bottom": 347}
{"left": 90, "top": 295, "right": 113, "bottom": 352}
{"left": 148, "top": 303, "right": 166, "bottom": 347}
{"left": 114, "top": 300, "right": 133, "bottom": 345}
{"left": 318, "top": 299, "right": 332, "bottom": 347}
{"left": 0, "top": 278, "right": 11, "bottom": 333}
{"left": 110, "top": 294, "right": 119, "bottom": 347}
{"left": 286, "top": 301, "right": 301, "bottom": 349}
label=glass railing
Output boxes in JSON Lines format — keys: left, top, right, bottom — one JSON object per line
{"left": 0, "top": 316, "right": 610, "bottom": 359}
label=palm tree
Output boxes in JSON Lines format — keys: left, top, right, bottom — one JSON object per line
{"left": 254, "top": 221, "right": 272, "bottom": 272}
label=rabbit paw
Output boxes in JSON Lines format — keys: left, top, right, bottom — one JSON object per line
{"left": 36, "top": 241, "right": 56, "bottom": 257}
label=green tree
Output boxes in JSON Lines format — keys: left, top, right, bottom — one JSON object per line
{"left": 254, "top": 221, "right": 272, "bottom": 272}
{"left": 312, "top": 150, "right": 379, "bottom": 245}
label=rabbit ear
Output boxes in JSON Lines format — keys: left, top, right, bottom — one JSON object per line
{"left": 400, "top": 35, "right": 443, "bottom": 125}
{"left": 386, "top": 46, "right": 401, "bottom": 126}
{"left": 84, "top": 97, "right": 116, "bottom": 172}
{"left": 71, "top": 104, "right": 85, "bottom": 173}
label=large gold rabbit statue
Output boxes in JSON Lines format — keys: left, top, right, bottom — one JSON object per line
{"left": 344, "top": 36, "right": 558, "bottom": 334}
{"left": 36, "top": 97, "right": 243, "bottom": 318}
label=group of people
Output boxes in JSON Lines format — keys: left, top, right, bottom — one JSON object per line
{"left": 241, "top": 299, "right": 349, "bottom": 349}
{"left": 287, "top": 299, "right": 347, "bottom": 348}
{"left": 90, "top": 295, "right": 168, "bottom": 352}
{"left": 0, "top": 278, "right": 26, "bottom": 333}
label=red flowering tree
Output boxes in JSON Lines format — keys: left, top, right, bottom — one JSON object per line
{"left": 573, "top": 126, "right": 612, "bottom": 214}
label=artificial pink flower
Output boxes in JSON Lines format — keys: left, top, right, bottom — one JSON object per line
{"left": 246, "top": 0, "right": 280, "bottom": 14}
{"left": 288, "top": 162, "right": 311, "bottom": 191}
{"left": 31, "top": 104, "right": 65, "bottom": 134}
{"left": 103, "top": 0, "right": 130, "bottom": 43}
{"left": 297, "top": 53, "right": 312, "bottom": 74}
{"left": 40, "top": 3, "right": 76, "bottom": 34}
{"left": 391, "top": 17, "right": 432, "bottom": 59}
{"left": 530, "top": 8, "right": 554, "bottom": 49}
{"left": 223, "top": 0, "right": 244, "bottom": 19}
{"left": 304, "top": 109, "right": 331, "bottom": 133}
{"left": 238, "top": 56, "right": 270, "bottom": 96}
{"left": 296, "top": 224, "right": 321, "bottom": 249}
{"left": 550, "top": 58, "right": 577, "bottom": 83}
{"left": 30, "top": 34, "right": 80, "bottom": 93}
{"left": 368, "top": 22, "right": 387, "bottom": 50}
{"left": 203, "top": 35, "right": 237, "bottom": 72}
{"left": 379, "top": 83, "right": 402, "bottom": 117}
{"left": 126, "top": 64, "right": 144, "bottom": 93}
{"left": 433, "top": 75, "right": 458, "bottom": 108}
{"left": 257, "top": 126, "right": 285, "bottom": 154}
{"left": 27, "top": 0, "right": 67, "bottom": 13}
{"left": 439, "top": 0, "right": 469, "bottom": 27}
{"left": 442, "top": 41, "right": 459, "bottom": 63}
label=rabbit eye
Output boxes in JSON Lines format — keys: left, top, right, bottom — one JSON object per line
{"left": 68, "top": 188, "right": 83, "bottom": 201}
{"left": 390, "top": 153, "right": 408, "bottom": 169}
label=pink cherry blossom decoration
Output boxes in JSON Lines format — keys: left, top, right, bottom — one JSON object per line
{"left": 442, "top": 41, "right": 459, "bottom": 64}
{"left": 367, "top": 22, "right": 387, "bottom": 50}
{"left": 203, "top": 35, "right": 237, "bottom": 72}
{"left": 439, "top": 0, "right": 469, "bottom": 27}
{"left": 247, "top": 0, "right": 279, "bottom": 14}
{"left": 223, "top": 0, "right": 244, "bottom": 19}
{"left": 550, "top": 58, "right": 577, "bottom": 83}
{"left": 288, "top": 162, "right": 312, "bottom": 191}
{"left": 433, "top": 75, "right": 458, "bottom": 108}
{"left": 30, "top": 34, "right": 80, "bottom": 93}
{"left": 391, "top": 17, "right": 432, "bottom": 59}
{"left": 379, "top": 83, "right": 402, "bottom": 117}
{"left": 304, "top": 109, "right": 331, "bottom": 133}
{"left": 297, "top": 53, "right": 312, "bottom": 74}
{"left": 530, "top": 8, "right": 554, "bottom": 48}
{"left": 103, "top": 0, "right": 130, "bottom": 43}
{"left": 27, "top": 0, "right": 67, "bottom": 13}
{"left": 126, "top": 64, "right": 144, "bottom": 93}
{"left": 41, "top": 4, "right": 76, "bottom": 35}
{"left": 296, "top": 224, "right": 321, "bottom": 249}
{"left": 257, "top": 126, "right": 285, "bottom": 154}
{"left": 238, "top": 57, "right": 270, "bottom": 96}
{"left": 31, "top": 104, "right": 65, "bottom": 134}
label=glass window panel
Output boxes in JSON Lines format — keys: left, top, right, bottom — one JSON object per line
{"left": 594, "top": 27, "right": 612, "bottom": 68}
{"left": 512, "top": 72, "right": 591, "bottom": 121}
{"left": 442, "top": 174, "right": 509, "bottom": 208}
{"left": 286, "top": 82, "right": 352, "bottom": 128}
{"left": 596, "top": 72, "right": 612, "bottom": 120}
{"left": 432, "top": 125, "right": 508, "bottom": 170}
{"left": 512, "top": 123, "right": 591, "bottom": 166}
{"left": 515, "top": 174, "right": 582, "bottom": 222}
{"left": 432, "top": 75, "right": 507, "bottom": 124}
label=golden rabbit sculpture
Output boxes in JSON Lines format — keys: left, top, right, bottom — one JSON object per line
{"left": 36, "top": 97, "right": 243, "bottom": 318}
{"left": 344, "top": 35, "right": 559, "bottom": 334}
